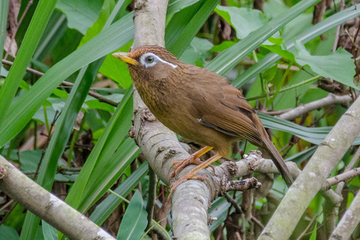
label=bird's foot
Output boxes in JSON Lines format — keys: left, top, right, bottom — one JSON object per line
{"left": 168, "top": 153, "right": 221, "bottom": 198}
{"left": 170, "top": 156, "right": 203, "bottom": 178}
{"left": 170, "top": 146, "right": 214, "bottom": 178}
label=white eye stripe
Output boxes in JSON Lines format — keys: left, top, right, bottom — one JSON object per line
{"left": 157, "top": 56, "right": 178, "bottom": 69}
{"left": 140, "top": 53, "right": 178, "bottom": 69}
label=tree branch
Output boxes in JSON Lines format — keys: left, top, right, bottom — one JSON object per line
{"left": 0, "top": 156, "right": 115, "bottom": 240}
{"left": 325, "top": 167, "right": 360, "bottom": 190}
{"left": 278, "top": 93, "right": 353, "bottom": 121}
{"left": 259, "top": 96, "right": 360, "bottom": 240}
{"left": 330, "top": 189, "right": 360, "bottom": 240}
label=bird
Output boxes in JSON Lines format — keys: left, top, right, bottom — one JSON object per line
{"left": 113, "top": 45, "right": 293, "bottom": 190}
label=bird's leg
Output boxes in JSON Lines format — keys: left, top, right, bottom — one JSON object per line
{"left": 170, "top": 146, "right": 213, "bottom": 178}
{"left": 170, "top": 153, "right": 222, "bottom": 193}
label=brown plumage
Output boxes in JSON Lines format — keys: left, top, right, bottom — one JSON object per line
{"left": 113, "top": 45, "right": 293, "bottom": 187}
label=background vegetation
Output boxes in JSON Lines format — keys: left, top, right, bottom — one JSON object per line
{"left": 0, "top": 0, "right": 359, "bottom": 239}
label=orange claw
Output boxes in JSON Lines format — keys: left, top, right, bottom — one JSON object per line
{"left": 170, "top": 153, "right": 222, "bottom": 194}
{"left": 170, "top": 146, "right": 213, "bottom": 178}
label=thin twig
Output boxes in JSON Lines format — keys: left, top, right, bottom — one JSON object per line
{"left": 335, "top": 146, "right": 360, "bottom": 194}
{"left": 278, "top": 93, "right": 353, "bottom": 121}
{"left": 325, "top": 167, "right": 360, "bottom": 190}
{"left": 296, "top": 212, "right": 321, "bottom": 240}
{"left": 0, "top": 199, "right": 14, "bottom": 213}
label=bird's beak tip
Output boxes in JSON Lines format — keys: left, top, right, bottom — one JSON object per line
{"left": 112, "top": 52, "right": 138, "bottom": 65}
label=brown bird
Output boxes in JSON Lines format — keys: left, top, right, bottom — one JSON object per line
{"left": 113, "top": 45, "right": 293, "bottom": 190}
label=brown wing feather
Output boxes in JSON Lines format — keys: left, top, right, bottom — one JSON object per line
{"left": 185, "top": 65, "right": 293, "bottom": 186}
{"left": 185, "top": 65, "right": 263, "bottom": 145}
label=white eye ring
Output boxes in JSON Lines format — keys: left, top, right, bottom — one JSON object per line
{"left": 139, "top": 53, "right": 178, "bottom": 69}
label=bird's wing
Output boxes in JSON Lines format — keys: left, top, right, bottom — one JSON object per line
{"left": 185, "top": 66, "right": 265, "bottom": 146}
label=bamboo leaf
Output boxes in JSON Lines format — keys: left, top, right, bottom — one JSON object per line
{"left": 90, "top": 163, "right": 148, "bottom": 225}
{"left": 205, "top": 0, "right": 319, "bottom": 75}
{"left": 0, "top": 13, "right": 134, "bottom": 148}
{"left": 0, "top": 0, "right": 9, "bottom": 60}
{"left": 167, "top": 0, "right": 200, "bottom": 15}
{"left": 0, "top": 0, "right": 57, "bottom": 131}
{"left": 167, "top": 0, "right": 220, "bottom": 57}
{"left": 117, "top": 190, "right": 148, "bottom": 240}
{"left": 234, "top": 3, "right": 360, "bottom": 87}
{"left": 259, "top": 114, "right": 360, "bottom": 145}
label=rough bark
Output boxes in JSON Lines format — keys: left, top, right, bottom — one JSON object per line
{"left": 0, "top": 156, "right": 115, "bottom": 240}
{"left": 259, "top": 96, "right": 360, "bottom": 240}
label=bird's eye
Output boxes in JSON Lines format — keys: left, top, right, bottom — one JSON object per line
{"left": 145, "top": 56, "right": 154, "bottom": 63}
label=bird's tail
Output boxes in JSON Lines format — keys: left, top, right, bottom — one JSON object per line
{"left": 263, "top": 139, "right": 293, "bottom": 187}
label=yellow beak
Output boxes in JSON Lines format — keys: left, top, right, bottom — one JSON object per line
{"left": 112, "top": 52, "right": 139, "bottom": 65}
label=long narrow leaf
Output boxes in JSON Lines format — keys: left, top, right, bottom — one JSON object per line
{"left": 65, "top": 87, "right": 133, "bottom": 209}
{"left": 117, "top": 190, "right": 148, "bottom": 240}
{"left": 0, "top": 0, "right": 9, "bottom": 59}
{"left": 80, "top": 138, "right": 140, "bottom": 213}
{"left": 168, "top": 0, "right": 220, "bottom": 57}
{"left": 90, "top": 162, "right": 148, "bottom": 225}
{"left": 165, "top": 2, "right": 202, "bottom": 49}
{"left": 259, "top": 114, "right": 360, "bottom": 145}
{"left": 167, "top": 0, "right": 200, "bottom": 15}
{"left": 0, "top": 13, "right": 134, "bottom": 148}
{"left": 234, "top": 3, "right": 360, "bottom": 87}
{"left": 205, "top": 0, "right": 319, "bottom": 75}
{"left": 0, "top": 0, "right": 57, "bottom": 128}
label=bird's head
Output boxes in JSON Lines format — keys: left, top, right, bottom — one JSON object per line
{"left": 113, "top": 45, "right": 180, "bottom": 82}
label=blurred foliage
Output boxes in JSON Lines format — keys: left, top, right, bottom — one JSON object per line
{"left": 0, "top": 0, "right": 359, "bottom": 239}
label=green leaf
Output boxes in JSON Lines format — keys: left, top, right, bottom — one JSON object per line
{"left": 167, "top": 0, "right": 201, "bottom": 15}
{"left": 78, "top": 0, "right": 116, "bottom": 47}
{"left": 85, "top": 99, "right": 115, "bottom": 112}
{"left": 55, "top": 0, "right": 103, "bottom": 34}
{"left": 215, "top": 6, "right": 267, "bottom": 39}
{"left": 294, "top": 41, "right": 357, "bottom": 89}
{"left": 99, "top": 41, "right": 133, "bottom": 88}
{"left": 0, "top": 13, "right": 134, "bottom": 148}
{"left": 206, "top": 0, "right": 319, "bottom": 75}
{"left": 33, "top": 11, "right": 68, "bottom": 62}
{"left": 23, "top": 2, "right": 130, "bottom": 237}
{"left": 19, "top": 150, "right": 42, "bottom": 172}
{"left": 285, "top": 146, "right": 317, "bottom": 164}
{"left": 262, "top": 64, "right": 278, "bottom": 84}
{"left": 179, "top": 37, "right": 213, "bottom": 65}
{"left": 211, "top": 41, "right": 236, "bottom": 52}
{"left": 65, "top": 87, "right": 134, "bottom": 212}
{"left": 80, "top": 138, "right": 140, "bottom": 212}
{"left": 235, "top": 3, "right": 360, "bottom": 88}
{"left": 259, "top": 113, "right": 360, "bottom": 145}
{"left": 283, "top": 13, "right": 313, "bottom": 42}
{"left": 32, "top": 105, "right": 58, "bottom": 124}
{"left": 117, "top": 190, "right": 148, "bottom": 240}
{"left": 167, "top": 0, "right": 220, "bottom": 57}
{"left": 0, "top": 0, "right": 57, "bottom": 132}
{"left": 41, "top": 221, "right": 57, "bottom": 240}
{"left": 0, "top": 0, "right": 9, "bottom": 60}
{"left": 90, "top": 163, "right": 148, "bottom": 225}
{"left": 0, "top": 66, "right": 8, "bottom": 77}
{"left": 0, "top": 225, "right": 19, "bottom": 240}
{"left": 263, "top": 0, "right": 288, "bottom": 19}
{"left": 262, "top": 44, "right": 295, "bottom": 62}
